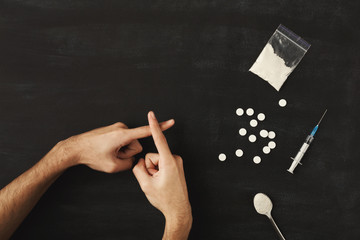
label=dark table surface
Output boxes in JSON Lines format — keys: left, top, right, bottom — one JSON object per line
{"left": 0, "top": 0, "right": 359, "bottom": 239}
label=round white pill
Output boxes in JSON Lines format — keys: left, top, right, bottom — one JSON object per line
{"left": 249, "top": 134, "right": 257, "bottom": 142}
{"left": 279, "top": 99, "right": 287, "bottom": 107}
{"left": 246, "top": 108, "right": 254, "bottom": 116}
{"left": 250, "top": 119, "right": 258, "bottom": 127}
{"left": 268, "top": 131, "right": 276, "bottom": 139}
{"left": 218, "top": 153, "right": 226, "bottom": 161}
{"left": 263, "top": 146, "right": 271, "bottom": 154}
{"left": 268, "top": 141, "right": 276, "bottom": 149}
{"left": 235, "top": 149, "right": 243, "bottom": 157}
{"left": 253, "top": 156, "right": 261, "bottom": 164}
{"left": 260, "top": 130, "right": 268, "bottom": 138}
{"left": 236, "top": 108, "right": 244, "bottom": 116}
{"left": 239, "top": 128, "right": 247, "bottom": 136}
{"left": 257, "top": 113, "right": 265, "bottom": 121}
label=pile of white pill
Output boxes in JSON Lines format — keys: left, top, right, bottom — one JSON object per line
{"left": 218, "top": 99, "right": 287, "bottom": 164}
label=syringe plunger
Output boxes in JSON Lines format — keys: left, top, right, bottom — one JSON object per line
{"left": 287, "top": 141, "right": 311, "bottom": 174}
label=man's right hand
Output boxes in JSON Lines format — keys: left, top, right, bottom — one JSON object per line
{"left": 133, "top": 111, "right": 192, "bottom": 240}
{"left": 59, "top": 119, "right": 174, "bottom": 173}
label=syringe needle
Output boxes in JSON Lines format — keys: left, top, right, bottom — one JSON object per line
{"left": 317, "top": 109, "right": 327, "bottom": 126}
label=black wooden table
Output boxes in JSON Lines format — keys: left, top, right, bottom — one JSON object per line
{"left": 0, "top": 1, "right": 359, "bottom": 239}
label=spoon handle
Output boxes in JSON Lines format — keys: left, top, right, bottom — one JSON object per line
{"left": 268, "top": 216, "right": 286, "bottom": 240}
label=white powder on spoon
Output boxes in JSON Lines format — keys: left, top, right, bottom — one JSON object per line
{"left": 253, "top": 193, "right": 272, "bottom": 214}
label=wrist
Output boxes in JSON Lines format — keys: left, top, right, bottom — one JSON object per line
{"left": 164, "top": 208, "right": 192, "bottom": 239}
{"left": 46, "top": 139, "right": 78, "bottom": 169}
{"left": 165, "top": 215, "right": 192, "bottom": 231}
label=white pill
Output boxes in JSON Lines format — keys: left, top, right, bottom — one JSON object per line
{"left": 260, "top": 130, "right": 268, "bottom": 138}
{"left": 235, "top": 149, "right": 243, "bottom": 157}
{"left": 257, "top": 113, "right": 265, "bottom": 121}
{"left": 268, "top": 131, "right": 276, "bottom": 139}
{"left": 218, "top": 153, "right": 226, "bottom": 161}
{"left": 246, "top": 108, "right": 254, "bottom": 116}
{"left": 250, "top": 119, "right": 258, "bottom": 127}
{"left": 268, "top": 141, "right": 276, "bottom": 149}
{"left": 239, "top": 128, "right": 247, "bottom": 136}
{"left": 253, "top": 156, "right": 261, "bottom": 164}
{"left": 263, "top": 146, "right": 271, "bottom": 154}
{"left": 279, "top": 99, "right": 287, "bottom": 107}
{"left": 248, "top": 134, "right": 257, "bottom": 142}
{"left": 236, "top": 108, "right": 244, "bottom": 116}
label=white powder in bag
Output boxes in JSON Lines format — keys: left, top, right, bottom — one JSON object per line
{"left": 249, "top": 43, "right": 294, "bottom": 91}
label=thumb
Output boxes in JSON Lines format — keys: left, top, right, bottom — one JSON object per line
{"left": 133, "top": 158, "right": 151, "bottom": 190}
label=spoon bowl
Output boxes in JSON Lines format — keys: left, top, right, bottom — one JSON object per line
{"left": 253, "top": 193, "right": 286, "bottom": 240}
{"left": 253, "top": 193, "right": 273, "bottom": 217}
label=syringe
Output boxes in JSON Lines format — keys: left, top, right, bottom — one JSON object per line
{"left": 287, "top": 109, "right": 327, "bottom": 174}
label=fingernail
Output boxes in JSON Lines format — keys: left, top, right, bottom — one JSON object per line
{"left": 149, "top": 111, "right": 156, "bottom": 120}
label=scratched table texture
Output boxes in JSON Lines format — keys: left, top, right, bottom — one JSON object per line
{"left": 0, "top": 0, "right": 359, "bottom": 240}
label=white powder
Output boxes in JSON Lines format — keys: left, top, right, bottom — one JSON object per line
{"left": 254, "top": 193, "right": 272, "bottom": 214}
{"left": 249, "top": 44, "right": 294, "bottom": 91}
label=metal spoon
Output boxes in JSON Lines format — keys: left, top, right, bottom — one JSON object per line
{"left": 253, "top": 193, "right": 286, "bottom": 240}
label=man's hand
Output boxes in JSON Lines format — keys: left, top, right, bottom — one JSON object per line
{"left": 0, "top": 118, "right": 174, "bottom": 240}
{"left": 133, "top": 111, "right": 192, "bottom": 240}
{"left": 62, "top": 120, "right": 174, "bottom": 173}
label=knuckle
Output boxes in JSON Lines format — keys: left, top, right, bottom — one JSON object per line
{"left": 113, "top": 128, "right": 127, "bottom": 138}
{"left": 116, "top": 128, "right": 127, "bottom": 136}
{"left": 113, "top": 122, "right": 128, "bottom": 129}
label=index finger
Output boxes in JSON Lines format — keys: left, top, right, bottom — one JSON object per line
{"left": 148, "top": 111, "right": 172, "bottom": 157}
{"left": 125, "top": 119, "right": 175, "bottom": 141}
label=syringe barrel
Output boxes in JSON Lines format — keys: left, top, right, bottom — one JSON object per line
{"left": 296, "top": 142, "right": 310, "bottom": 159}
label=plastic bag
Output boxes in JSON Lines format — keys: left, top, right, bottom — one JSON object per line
{"left": 249, "top": 24, "right": 311, "bottom": 91}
